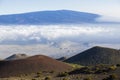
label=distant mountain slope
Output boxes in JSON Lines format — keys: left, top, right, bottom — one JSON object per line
{"left": 0, "top": 55, "right": 72, "bottom": 77}
{"left": 56, "top": 56, "right": 67, "bottom": 61}
{"left": 0, "top": 10, "right": 100, "bottom": 25}
{"left": 65, "top": 46, "right": 120, "bottom": 66}
{"left": 5, "top": 54, "right": 28, "bottom": 61}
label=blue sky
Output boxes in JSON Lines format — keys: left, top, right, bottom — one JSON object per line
{"left": 0, "top": 0, "right": 120, "bottom": 18}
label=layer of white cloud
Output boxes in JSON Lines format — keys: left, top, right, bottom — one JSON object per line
{"left": 97, "top": 16, "right": 120, "bottom": 22}
{"left": 0, "top": 24, "right": 120, "bottom": 58}
{"left": 0, "top": 24, "right": 120, "bottom": 44}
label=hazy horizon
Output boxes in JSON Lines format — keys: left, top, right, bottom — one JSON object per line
{"left": 0, "top": 24, "right": 120, "bottom": 59}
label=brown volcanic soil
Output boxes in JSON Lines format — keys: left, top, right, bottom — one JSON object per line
{"left": 0, "top": 55, "right": 72, "bottom": 78}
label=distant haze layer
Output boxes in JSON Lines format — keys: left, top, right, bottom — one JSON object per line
{"left": 0, "top": 24, "right": 120, "bottom": 58}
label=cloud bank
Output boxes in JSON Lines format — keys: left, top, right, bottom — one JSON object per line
{"left": 0, "top": 24, "right": 120, "bottom": 44}
{"left": 0, "top": 24, "right": 120, "bottom": 58}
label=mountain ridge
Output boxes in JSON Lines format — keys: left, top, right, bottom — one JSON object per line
{"left": 0, "top": 10, "right": 100, "bottom": 25}
{"left": 5, "top": 54, "right": 28, "bottom": 61}
{"left": 65, "top": 46, "right": 120, "bottom": 65}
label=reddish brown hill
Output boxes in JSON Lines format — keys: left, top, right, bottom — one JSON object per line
{"left": 0, "top": 55, "right": 72, "bottom": 77}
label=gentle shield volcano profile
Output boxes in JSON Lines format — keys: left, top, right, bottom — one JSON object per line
{"left": 0, "top": 10, "right": 100, "bottom": 25}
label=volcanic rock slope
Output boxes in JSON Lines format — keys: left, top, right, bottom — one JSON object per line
{"left": 0, "top": 55, "right": 72, "bottom": 77}
{"left": 65, "top": 46, "right": 120, "bottom": 66}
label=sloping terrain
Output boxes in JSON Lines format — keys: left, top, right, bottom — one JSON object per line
{"left": 0, "top": 10, "right": 100, "bottom": 25}
{"left": 56, "top": 56, "right": 67, "bottom": 61}
{"left": 0, "top": 55, "right": 72, "bottom": 77}
{"left": 65, "top": 46, "right": 120, "bottom": 65}
{"left": 5, "top": 54, "right": 28, "bottom": 61}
